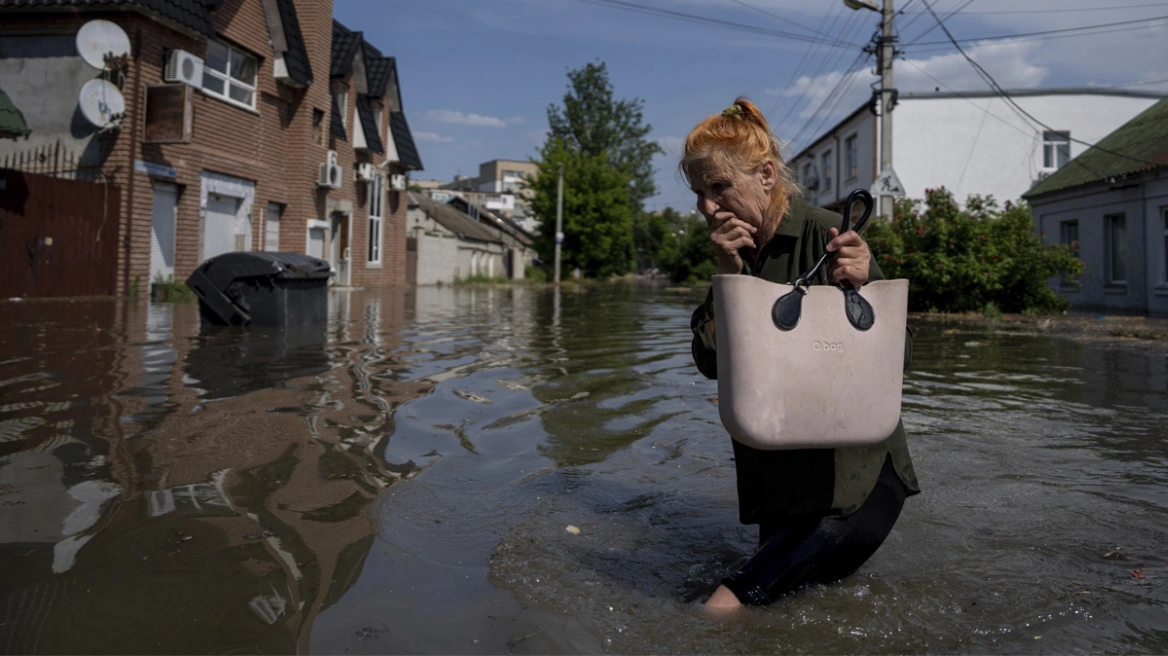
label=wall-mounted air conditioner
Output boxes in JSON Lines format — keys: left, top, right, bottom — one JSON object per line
{"left": 318, "top": 150, "right": 342, "bottom": 189}
{"left": 355, "top": 163, "right": 376, "bottom": 182}
{"left": 390, "top": 173, "right": 407, "bottom": 191}
{"left": 164, "top": 49, "right": 204, "bottom": 87}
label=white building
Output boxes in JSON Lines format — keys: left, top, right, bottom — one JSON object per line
{"left": 788, "top": 89, "right": 1164, "bottom": 213}
{"left": 1024, "top": 98, "right": 1168, "bottom": 316}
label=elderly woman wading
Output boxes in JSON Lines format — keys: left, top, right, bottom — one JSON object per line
{"left": 685, "top": 99, "right": 920, "bottom": 609}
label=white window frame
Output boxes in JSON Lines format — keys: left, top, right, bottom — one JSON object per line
{"left": 844, "top": 134, "right": 858, "bottom": 181}
{"left": 368, "top": 174, "right": 384, "bottom": 265}
{"left": 1105, "top": 212, "right": 1126, "bottom": 285}
{"left": 202, "top": 40, "right": 258, "bottom": 110}
{"left": 1042, "top": 131, "right": 1071, "bottom": 170}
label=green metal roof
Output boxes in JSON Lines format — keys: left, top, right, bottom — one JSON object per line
{"left": 0, "top": 87, "right": 30, "bottom": 139}
{"left": 1024, "top": 97, "right": 1168, "bottom": 198}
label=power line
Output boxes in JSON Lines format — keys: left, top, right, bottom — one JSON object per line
{"left": 728, "top": 0, "right": 844, "bottom": 40}
{"left": 910, "top": 14, "right": 1168, "bottom": 47}
{"left": 907, "top": 20, "right": 1168, "bottom": 53}
{"left": 770, "top": 3, "right": 857, "bottom": 133}
{"left": 576, "top": 0, "right": 861, "bottom": 48}
{"left": 905, "top": 1, "right": 1168, "bottom": 14}
{"left": 775, "top": 9, "right": 872, "bottom": 135}
{"left": 766, "top": 2, "right": 844, "bottom": 120}
{"left": 921, "top": 1, "right": 1163, "bottom": 170}
{"left": 903, "top": 0, "right": 975, "bottom": 46}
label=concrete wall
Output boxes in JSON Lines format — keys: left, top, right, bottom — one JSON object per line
{"left": 414, "top": 232, "right": 458, "bottom": 285}
{"left": 0, "top": 34, "right": 109, "bottom": 173}
{"left": 789, "top": 92, "right": 1160, "bottom": 212}
{"left": 895, "top": 93, "right": 1158, "bottom": 206}
{"left": 1032, "top": 169, "right": 1168, "bottom": 315}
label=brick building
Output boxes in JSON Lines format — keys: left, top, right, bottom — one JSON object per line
{"left": 0, "top": 0, "right": 422, "bottom": 295}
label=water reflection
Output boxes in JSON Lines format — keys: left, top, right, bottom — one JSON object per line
{"left": 1, "top": 288, "right": 1166, "bottom": 654}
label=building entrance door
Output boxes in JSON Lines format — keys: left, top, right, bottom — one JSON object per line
{"left": 329, "top": 212, "right": 351, "bottom": 286}
{"left": 203, "top": 193, "right": 242, "bottom": 262}
{"left": 150, "top": 182, "right": 177, "bottom": 283}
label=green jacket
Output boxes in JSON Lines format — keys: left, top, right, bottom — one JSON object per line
{"left": 691, "top": 196, "right": 920, "bottom": 523}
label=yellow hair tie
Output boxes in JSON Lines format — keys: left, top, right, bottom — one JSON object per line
{"left": 721, "top": 104, "right": 745, "bottom": 120}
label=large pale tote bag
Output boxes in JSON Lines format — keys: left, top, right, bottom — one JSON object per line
{"left": 713, "top": 190, "right": 909, "bottom": 450}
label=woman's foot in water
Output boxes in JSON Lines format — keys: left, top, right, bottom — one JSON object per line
{"left": 704, "top": 584, "right": 743, "bottom": 610}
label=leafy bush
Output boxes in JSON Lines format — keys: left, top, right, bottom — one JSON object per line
{"left": 656, "top": 214, "right": 717, "bottom": 283}
{"left": 525, "top": 265, "right": 548, "bottom": 283}
{"left": 864, "top": 187, "right": 1082, "bottom": 314}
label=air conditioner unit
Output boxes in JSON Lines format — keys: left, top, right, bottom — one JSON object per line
{"left": 164, "top": 49, "right": 204, "bottom": 86}
{"left": 355, "top": 163, "right": 376, "bottom": 182}
{"left": 390, "top": 173, "right": 407, "bottom": 191}
{"left": 318, "top": 151, "right": 342, "bottom": 189}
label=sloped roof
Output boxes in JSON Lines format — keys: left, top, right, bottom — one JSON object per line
{"left": 364, "top": 49, "right": 395, "bottom": 99}
{"left": 1024, "top": 97, "right": 1168, "bottom": 198}
{"left": 448, "top": 196, "right": 534, "bottom": 248}
{"left": 330, "top": 20, "right": 362, "bottom": 78}
{"left": 410, "top": 193, "right": 502, "bottom": 244}
{"left": 0, "top": 0, "right": 216, "bottom": 36}
{"left": 390, "top": 111, "right": 422, "bottom": 170}
{"left": 274, "top": 0, "right": 311, "bottom": 86}
{"left": 355, "top": 94, "right": 383, "bottom": 154}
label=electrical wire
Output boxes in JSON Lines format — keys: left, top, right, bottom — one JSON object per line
{"left": 902, "top": 0, "right": 975, "bottom": 46}
{"left": 575, "top": 0, "right": 861, "bottom": 48}
{"left": 728, "top": 0, "right": 844, "bottom": 40}
{"left": 921, "top": 1, "right": 1162, "bottom": 171}
{"left": 904, "top": 1, "right": 1168, "bottom": 14}
{"left": 769, "top": 3, "right": 855, "bottom": 131}
{"left": 910, "top": 13, "right": 1168, "bottom": 47}
{"left": 907, "top": 19, "right": 1168, "bottom": 53}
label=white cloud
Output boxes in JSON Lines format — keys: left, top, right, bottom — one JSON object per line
{"left": 769, "top": 40, "right": 1048, "bottom": 149}
{"left": 415, "top": 131, "right": 455, "bottom": 143}
{"left": 425, "top": 109, "right": 508, "bottom": 128}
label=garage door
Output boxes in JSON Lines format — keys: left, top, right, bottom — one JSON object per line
{"left": 203, "top": 193, "right": 241, "bottom": 262}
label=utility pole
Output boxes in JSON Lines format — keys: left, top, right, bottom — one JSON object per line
{"left": 879, "top": 0, "right": 895, "bottom": 219}
{"left": 846, "top": 0, "right": 897, "bottom": 218}
{"left": 554, "top": 162, "right": 563, "bottom": 284}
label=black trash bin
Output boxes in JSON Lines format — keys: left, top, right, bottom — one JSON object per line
{"left": 186, "top": 252, "right": 331, "bottom": 326}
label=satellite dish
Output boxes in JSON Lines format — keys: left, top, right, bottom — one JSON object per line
{"left": 78, "top": 79, "right": 125, "bottom": 128}
{"left": 76, "top": 19, "right": 131, "bottom": 70}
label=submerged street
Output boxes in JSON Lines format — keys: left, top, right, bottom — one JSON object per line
{"left": 1, "top": 283, "right": 1166, "bottom": 654}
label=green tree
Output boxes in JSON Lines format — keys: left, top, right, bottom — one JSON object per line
{"left": 547, "top": 61, "right": 663, "bottom": 207}
{"left": 865, "top": 187, "right": 1083, "bottom": 313}
{"left": 656, "top": 211, "right": 717, "bottom": 284}
{"left": 530, "top": 138, "right": 635, "bottom": 278}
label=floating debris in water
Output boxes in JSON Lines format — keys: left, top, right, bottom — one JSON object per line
{"left": 453, "top": 389, "right": 493, "bottom": 404}
{"left": 565, "top": 525, "right": 581, "bottom": 535}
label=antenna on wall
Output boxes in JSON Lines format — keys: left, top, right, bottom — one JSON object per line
{"left": 76, "top": 19, "right": 131, "bottom": 70}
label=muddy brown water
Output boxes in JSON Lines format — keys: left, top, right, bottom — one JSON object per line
{"left": 0, "top": 284, "right": 1165, "bottom": 654}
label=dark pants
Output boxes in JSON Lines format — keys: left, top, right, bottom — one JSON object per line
{"left": 721, "top": 455, "right": 907, "bottom": 606}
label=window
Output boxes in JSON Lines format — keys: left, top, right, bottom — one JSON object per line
{"left": 312, "top": 109, "right": 324, "bottom": 145}
{"left": 1060, "top": 219, "right": 1079, "bottom": 286}
{"left": 1105, "top": 213, "right": 1126, "bottom": 284}
{"left": 368, "top": 174, "right": 383, "bottom": 264}
{"left": 373, "top": 107, "right": 383, "bottom": 140}
{"left": 202, "top": 40, "right": 257, "bottom": 109}
{"left": 844, "top": 134, "right": 858, "bottom": 180}
{"left": 333, "top": 83, "right": 349, "bottom": 128}
{"left": 1043, "top": 131, "right": 1070, "bottom": 169}
{"left": 820, "top": 150, "right": 833, "bottom": 194}
{"left": 802, "top": 163, "right": 816, "bottom": 190}
{"left": 265, "top": 202, "right": 282, "bottom": 252}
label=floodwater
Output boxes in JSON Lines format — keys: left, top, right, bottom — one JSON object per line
{"left": 1, "top": 283, "right": 1166, "bottom": 654}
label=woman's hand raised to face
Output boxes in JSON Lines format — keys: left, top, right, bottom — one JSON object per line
{"left": 826, "top": 227, "right": 871, "bottom": 287}
{"left": 708, "top": 215, "right": 757, "bottom": 275}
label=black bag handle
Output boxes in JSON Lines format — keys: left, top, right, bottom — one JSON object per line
{"left": 771, "top": 189, "right": 876, "bottom": 331}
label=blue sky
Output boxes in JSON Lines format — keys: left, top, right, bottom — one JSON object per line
{"left": 334, "top": 0, "right": 1168, "bottom": 212}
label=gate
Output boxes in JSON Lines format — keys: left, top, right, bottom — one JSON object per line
{"left": 406, "top": 236, "right": 417, "bottom": 286}
{"left": 0, "top": 169, "right": 121, "bottom": 297}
